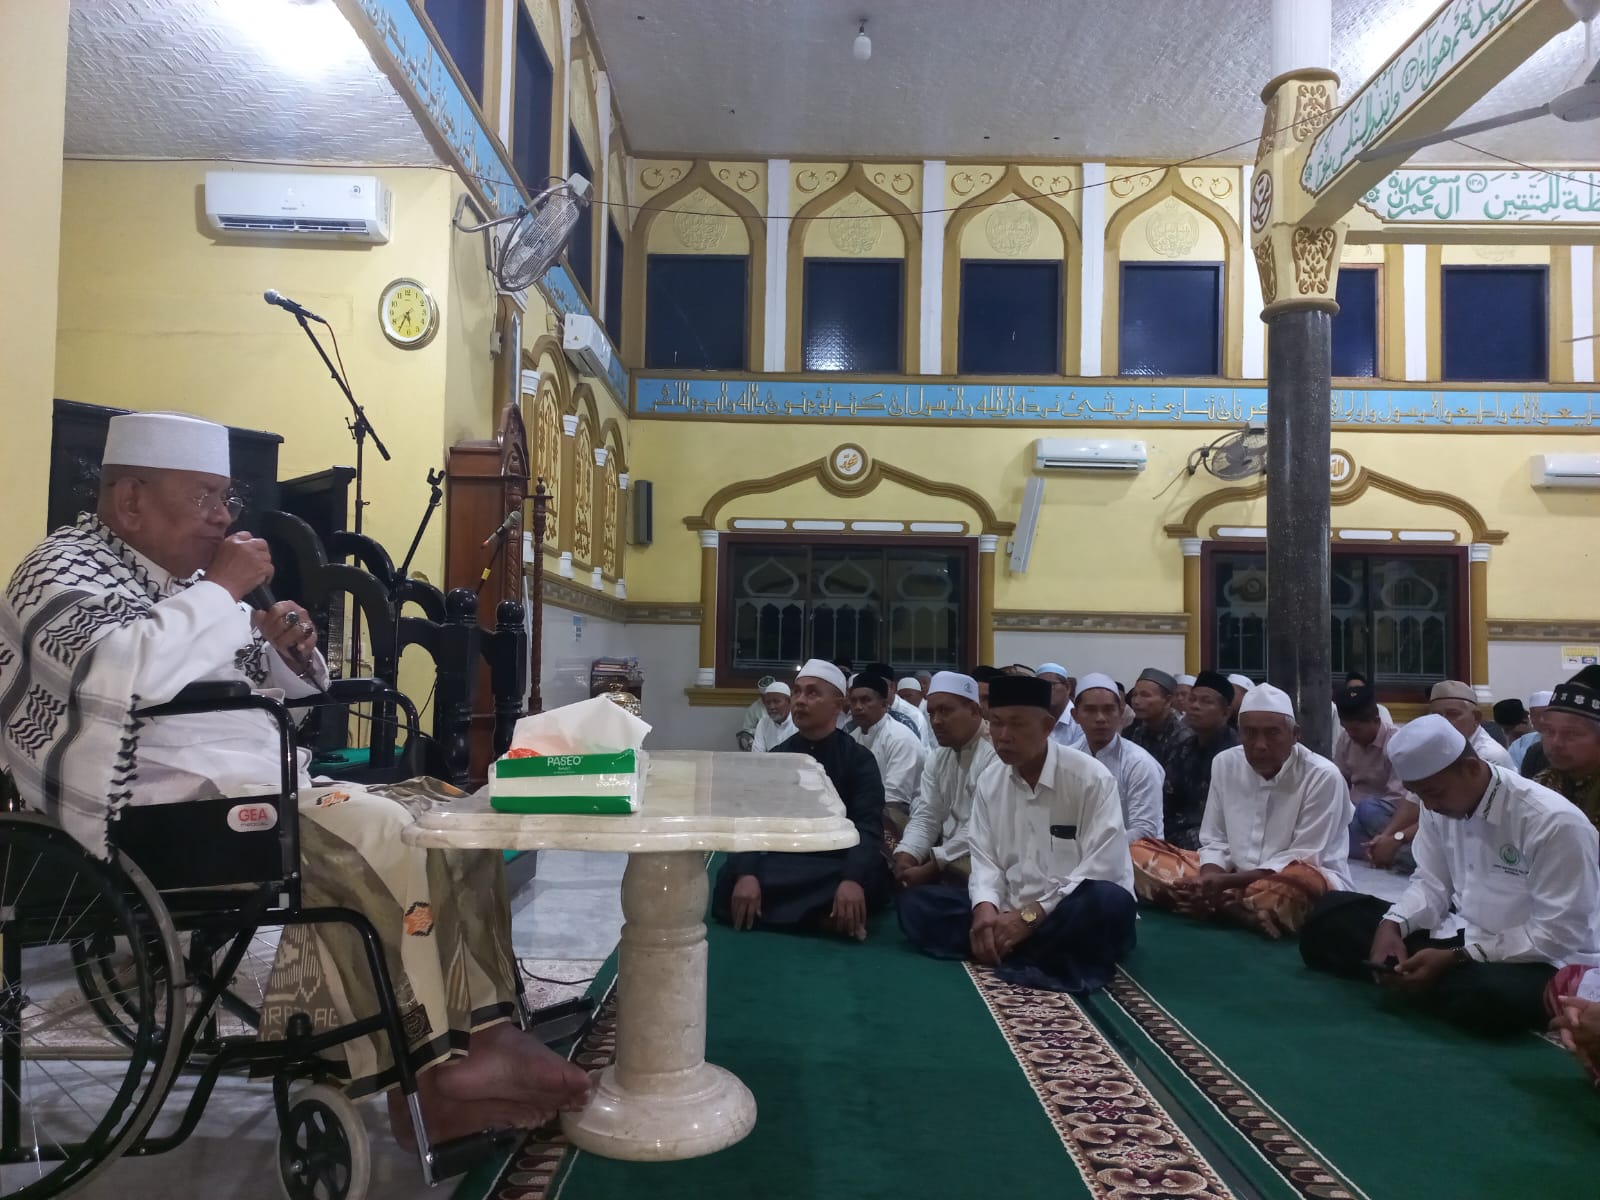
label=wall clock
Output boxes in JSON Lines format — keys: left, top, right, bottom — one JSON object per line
{"left": 379, "top": 277, "right": 439, "bottom": 349}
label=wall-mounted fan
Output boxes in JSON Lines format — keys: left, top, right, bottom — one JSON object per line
{"left": 1359, "top": 0, "right": 1600, "bottom": 162}
{"left": 452, "top": 175, "right": 592, "bottom": 294}
{"left": 1189, "top": 425, "right": 1268, "bottom": 482}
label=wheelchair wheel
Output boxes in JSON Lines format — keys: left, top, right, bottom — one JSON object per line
{"left": 0, "top": 815, "right": 185, "bottom": 1199}
{"left": 277, "top": 1083, "right": 370, "bottom": 1200}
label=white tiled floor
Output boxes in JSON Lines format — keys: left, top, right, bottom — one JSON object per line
{"left": 52, "top": 850, "right": 627, "bottom": 1200}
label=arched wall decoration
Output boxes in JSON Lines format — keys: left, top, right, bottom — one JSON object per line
{"left": 1162, "top": 467, "right": 1508, "bottom": 544}
{"left": 601, "top": 455, "right": 620, "bottom": 575}
{"left": 941, "top": 164, "right": 1083, "bottom": 374}
{"left": 1102, "top": 167, "right": 1245, "bottom": 377}
{"left": 683, "top": 453, "right": 1014, "bottom": 536}
{"left": 599, "top": 417, "right": 629, "bottom": 474}
{"left": 523, "top": 335, "right": 570, "bottom": 549}
{"left": 785, "top": 162, "right": 923, "bottom": 372}
{"left": 572, "top": 421, "right": 595, "bottom": 565}
{"left": 622, "top": 160, "right": 767, "bottom": 371}
{"left": 568, "top": 381, "right": 602, "bottom": 433}
{"left": 525, "top": 333, "right": 573, "bottom": 401}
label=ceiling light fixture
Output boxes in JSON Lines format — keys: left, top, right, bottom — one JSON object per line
{"left": 853, "top": 19, "right": 872, "bottom": 62}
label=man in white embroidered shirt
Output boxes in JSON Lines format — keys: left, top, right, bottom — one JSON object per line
{"left": 898, "top": 675, "right": 1136, "bottom": 994}
{"left": 1131, "top": 683, "right": 1352, "bottom": 938}
{"left": 1301, "top": 714, "right": 1600, "bottom": 1036}
{"left": 751, "top": 681, "right": 797, "bottom": 751}
{"left": 848, "top": 672, "right": 924, "bottom": 836}
{"left": 1073, "top": 673, "right": 1164, "bottom": 842}
{"left": 892, "top": 671, "right": 995, "bottom": 890}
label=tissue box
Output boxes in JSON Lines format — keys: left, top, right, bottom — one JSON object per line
{"left": 489, "top": 750, "right": 642, "bottom": 815}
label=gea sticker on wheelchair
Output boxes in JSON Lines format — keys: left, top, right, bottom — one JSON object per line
{"left": 228, "top": 803, "right": 279, "bottom": 832}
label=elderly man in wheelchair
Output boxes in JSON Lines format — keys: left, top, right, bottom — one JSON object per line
{"left": 0, "top": 412, "right": 589, "bottom": 1198}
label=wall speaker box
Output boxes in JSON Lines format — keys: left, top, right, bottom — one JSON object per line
{"left": 630, "top": 480, "right": 653, "bottom": 546}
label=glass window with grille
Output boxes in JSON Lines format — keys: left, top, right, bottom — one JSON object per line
{"left": 1119, "top": 263, "right": 1221, "bottom": 376}
{"left": 1332, "top": 266, "right": 1379, "bottom": 378}
{"left": 723, "top": 539, "right": 972, "bottom": 682}
{"left": 424, "top": 0, "right": 486, "bottom": 102}
{"left": 510, "top": 4, "right": 553, "bottom": 193}
{"left": 1442, "top": 265, "right": 1547, "bottom": 382}
{"left": 1208, "top": 547, "right": 1463, "bottom": 697}
{"left": 958, "top": 260, "right": 1062, "bottom": 375}
{"left": 801, "top": 259, "right": 904, "bottom": 372}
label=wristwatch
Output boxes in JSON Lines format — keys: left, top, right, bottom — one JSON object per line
{"left": 1393, "top": 831, "right": 1407, "bottom": 843}
{"left": 1020, "top": 903, "right": 1040, "bottom": 925}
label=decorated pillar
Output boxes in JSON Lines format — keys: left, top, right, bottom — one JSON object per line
{"left": 591, "top": 444, "right": 609, "bottom": 590}
{"left": 696, "top": 530, "right": 719, "bottom": 686}
{"left": 1181, "top": 538, "right": 1203, "bottom": 675}
{"left": 1252, "top": 2, "right": 1344, "bottom": 756}
{"left": 977, "top": 534, "right": 997, "bottom": 667}
{"left": 1469, "top": 543, "right": 1491, "bottom": 702}
{"left": 615, "top": 471, "right": 629, "bottom": 599}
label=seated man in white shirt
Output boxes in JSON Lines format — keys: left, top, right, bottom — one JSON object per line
{"left": 1430, "top": 680, "right": 1514, "bottom": 768}
{"left": 1073, "top": 673, "right": 1164, "bottom": 842}
{"left": 1039, "top": 661, "right": 1086, "bottom": 749}
{"left": 751, "top": 680, "right": 797, "bottom": 751}
{"left": 897, "top": 675, "right": 1137, "bottom": 994}
{"left": 893, "top": 671, "right": 995, "bottom": 890}
{"left": 1131, "top": 684, "right": 1353, "bottom": 939}
{"left": 848, "top": 671, "right": 924, "bottom": 835}
{"left": 1300, "top": 715, "right": 1600, "bottom": 1036}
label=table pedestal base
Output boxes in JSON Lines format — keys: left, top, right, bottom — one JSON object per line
{"left": 558, "top": 850, "right": 755, "bottom": 1161}
{"left": 561, "top": 1061, "right": 755, "bottom": 1161}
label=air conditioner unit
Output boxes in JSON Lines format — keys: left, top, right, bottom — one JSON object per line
{"left": 1530, "top": 453, "right": 1600, "bottom": 489}
{"left": 204, "top": 171, "right": 392, "bottom": 243}
{"left": 562, "top": 314, "right": 613, "bottom": 380}
{"left": 1034, "top": 437, "right": 1147, "bottom": 473}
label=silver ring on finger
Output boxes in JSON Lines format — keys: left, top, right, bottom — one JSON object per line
{"left": 284, "top": 611, "right": 301, "bottom": 628}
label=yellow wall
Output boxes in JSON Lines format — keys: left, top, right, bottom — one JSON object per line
{"left": 625, "top": 420, "right": 1600, "bottom": 622}
{"left": 0, "top": 2, "right": 69, "bottom": 572}
{"left": 53, "top": 160, "right": 494, "bottom": 589}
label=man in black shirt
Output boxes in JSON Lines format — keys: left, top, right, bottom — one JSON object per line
{"left": 713, "top": 658, "right": 892, "bottom": 939}
{"left": 1160, "top": 671, "right": 1237, "bottom": 850}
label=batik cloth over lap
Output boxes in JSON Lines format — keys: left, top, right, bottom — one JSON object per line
{"left": 1129, "top": 839, "right": 1329, "bottom": 934}
{"left": 258, "top": 776, "right": 521, "bottom": 1098}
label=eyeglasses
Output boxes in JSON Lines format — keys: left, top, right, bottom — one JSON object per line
{"left": 198, "top": 490, "right": 246, "bottom": 521}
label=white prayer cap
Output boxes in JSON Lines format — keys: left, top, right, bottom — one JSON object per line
{"left": 103, "top": 411, "right": 230, "bottom": 476}
{"left": 762, "top": 681, "right": 791, "bottom": 697}
{"left": 1176, "top": 674, "right": 1196, "bottom": 687}
{"left": 1240, "top": 682, "right": 1295, "bottom": 720}
{"left": 926, "top": 671, "right": 979, "bottom": 705}
{"left": 1035, "top": 661, "right": 1069, "bottom": 681}
{"left": 897, "top": 677, "right": 922, "bottom": 692}
{"left": 796, "top": 659, "right": 847, "bottom": 697}
{"left": 1075, "top": 672, "right": 1119, "bottom": 699}
{"left": 1227, "top": 673, "right": 1256, "bottom": 692}
{"left": 1387, "top": 714, "right": 1468, "bottom": 783}
{"left": 1530, "top": 690, "right": 1554, "bottom": 708}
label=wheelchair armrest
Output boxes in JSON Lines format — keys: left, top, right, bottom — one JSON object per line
{"left": 285, "top": 677, "right": 423, "bottom": 744}
{"left": 136, "top": 684, "right": 290, "bottom": 726}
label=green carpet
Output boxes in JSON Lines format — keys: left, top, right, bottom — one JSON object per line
{"left": 1104, "top": 910, "right": 1600, "bottom": 1200}
{"left": 554, "top": 909, "right": 1097, "bottom": 1200}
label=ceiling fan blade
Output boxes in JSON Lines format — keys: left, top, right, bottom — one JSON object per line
{"left": 1586, "top": 55, "right": 1600, "bottom": 85}
{"left": 1357, "top": 103, "right": 1552, "bottom": 161}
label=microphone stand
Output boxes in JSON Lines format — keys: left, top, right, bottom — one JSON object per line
{"left": 475, "top": 517, "right": 521, "bottom": 599}
{"left": 399, "top": 468, "right": 446, "bottom": 580}
{"left": 290, "top": 312, "right": 392, "bottom": 680}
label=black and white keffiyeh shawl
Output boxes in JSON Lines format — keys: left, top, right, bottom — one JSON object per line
{"left": 0, "top": 515, "right": 270, "bottom": 857}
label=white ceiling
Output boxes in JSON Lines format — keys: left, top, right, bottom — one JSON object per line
{"left": 589, "top": 0, "right": 1600, "bottom": 166}
{"left": 65, "top": 0, "right": 442, "bottom": 166}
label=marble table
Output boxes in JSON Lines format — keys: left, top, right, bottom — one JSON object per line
{"left": 404, "top": 750, "right": 858, "bottom": 1161}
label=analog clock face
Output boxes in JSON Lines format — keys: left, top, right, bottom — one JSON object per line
{"left": 380, "top": 279, "right": 438, "bottom": 348}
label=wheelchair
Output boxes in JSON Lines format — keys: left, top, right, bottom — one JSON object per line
{"left": 0, "top": 678, "right": 521, "bottom": 1200}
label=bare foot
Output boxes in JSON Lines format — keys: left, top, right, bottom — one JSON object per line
{"left": 432, "top": 1024, "right": 592, "bottom": 1112}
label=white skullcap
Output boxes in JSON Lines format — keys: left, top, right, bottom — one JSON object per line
{"left": 1075, "top": 672, "right": 1119, "bottom": 698}
{"left": 1176, "top": 674, "right": 1196, "bottom": 687}
{"left": 1035, "top": 662, "right": 1069, "bottom": 680}
{"left": 926, "top": 671, "right": 979, "bottom": 705}
{"left": 762, "top": 681, "right": 791, "bottom": 697}
{"left": 1239, "top": 682, "right": 1295, "bottom": 720}
{"left": 897, "top": 677, "right": 921, "bottom": 692}
{"left": 1530, "top": 690, "right": 1554, "bottom": 708}
{"left": 103, "top": 411, "right": 230, "bottom": 476}
{"left": 797, "top": 659, "right": 847, "bottom": 697}
{"left": 1387, "top": 713, "right": 1468, "bottom": 782}
{"left": 1227, "top": 673, "right": 1256, "bottom": 692}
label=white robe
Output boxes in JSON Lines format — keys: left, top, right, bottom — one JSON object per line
{"left": 751, "top": 713, "right": 797, "bottom": 752}
{"left": 852, "top": 714, "right": 924, "bottom": 810}
{"left": 898, "top": 732, "right": 997, "bottom": 867}
{"left": 1091, "top": 735, "right": 1166, "bottom": 843}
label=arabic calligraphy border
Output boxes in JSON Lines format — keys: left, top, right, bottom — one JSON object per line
{"left": 1358, "top": 169, "right": 1600, "bottom": 226}
{"left": 633, "top": 375, "right": 1600, "bottom": 431}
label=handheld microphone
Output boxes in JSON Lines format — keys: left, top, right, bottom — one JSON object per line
{"left": 262, "top": 289, "right": 328, "bottom": 324}
{"left": 243, "top": 584, "right": 276, "bottom": 612}
{"left": 481, "top": 508, "right": 522, "bottom": 547}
